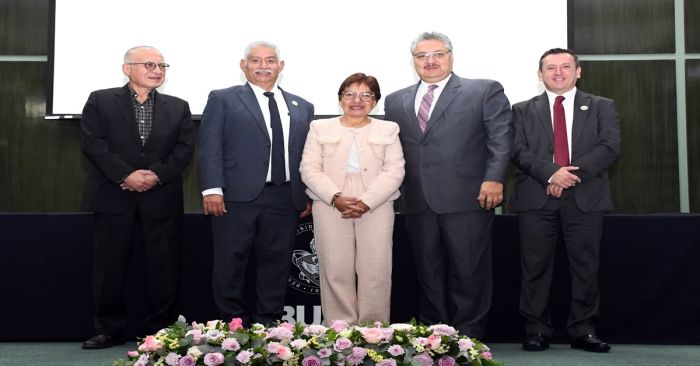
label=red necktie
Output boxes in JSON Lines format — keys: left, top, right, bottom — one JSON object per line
{"left": 553, "top": 95, "right": 569, "bottom": 166}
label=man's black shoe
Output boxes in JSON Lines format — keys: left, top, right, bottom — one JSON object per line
{"left": 523, "top": 333, "right": 549, "bottom": 351}
{"left": 81, "top": 334, "right": 126, "bottom": 350}
{"left": 571, "top": 334, "right": 611, "bottom": 353}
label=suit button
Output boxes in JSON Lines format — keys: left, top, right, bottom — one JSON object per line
{"left": 421, "top": 141, "right": 428, "bottom": 145}
{"left": 140, "top": 152, "right": 146, "bottom": 157}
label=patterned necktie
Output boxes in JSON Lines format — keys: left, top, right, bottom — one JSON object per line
{"left": 263, "top": 91, "right": 286, "bottom": 185}
{"left": 553, "top": 95, "right": 569, "bottom": 166}
{"left": 417, "top": 84, "right": 438, "bottom": 133}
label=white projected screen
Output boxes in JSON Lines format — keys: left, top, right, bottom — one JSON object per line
{"left": 52, "top": 0, "right": 567, "bottom": 116}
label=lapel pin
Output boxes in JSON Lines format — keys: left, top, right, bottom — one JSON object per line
{"left": 580, "top": 105, "right": 588, "bottom": 111}
{"left": 292, "top": 100, "right": 298, "bottom": 106}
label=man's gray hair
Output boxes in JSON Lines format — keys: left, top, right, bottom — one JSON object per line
{"left": 123, "top": 46, "right": 160, "bottom": 63}
{"left": 243, "top": 41, "right": 281, "bottom": 60}
{"left": 410, "top": 32, "right": 453, "bottom": 54}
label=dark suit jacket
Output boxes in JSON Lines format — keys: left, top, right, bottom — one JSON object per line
{"left": 198, "top": 83, "right": 314, "bottom": 211}
{"left": 80, "top": 85, "right": 194, "bottom": 217}
{"left": 510, "top": 90, "right": 621, "bottom": 212}
{"left": 384, "top": 73, "right": 512, "bottom": 214}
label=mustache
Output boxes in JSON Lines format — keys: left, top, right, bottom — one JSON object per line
{"left": 254, "top": 69, "right": 273, "bottom": 75}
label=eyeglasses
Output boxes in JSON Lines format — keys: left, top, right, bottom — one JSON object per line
{"left": 413, "top": 50, "right": 451, "bottom": 61}
{"left": 127, "top": 62, "right": 170, "bottom": 71}
{"left": 341, "top": 91, "right": 375, "bottom": 102}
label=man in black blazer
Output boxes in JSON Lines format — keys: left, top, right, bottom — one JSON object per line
{"left": 511, "top": 48, "right": 621, "bottom": 352}
{"left": 80, "top": 46, "right": 194, "bottom": 349}
{"left": 384, "top": 32, "right": 512, "bottom": 339}
{"left": 198, "top": 41, "right": 314, "bottom": 326}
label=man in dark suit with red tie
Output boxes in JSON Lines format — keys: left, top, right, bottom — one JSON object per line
{"left": 80, "top": 46, "right": 194, "bottom": 349}
{"left": 510, "top": 48, "right": 621, "bottom": 353}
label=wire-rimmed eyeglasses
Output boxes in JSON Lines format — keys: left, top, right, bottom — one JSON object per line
{"left": 341, "top": 91, "right": 375, "bottom": 102}
{"left": 413, "top": 50, "right": 451, "bottom": 61}
{"left": 127, "top": 61, "right": 170, "bottom": 71}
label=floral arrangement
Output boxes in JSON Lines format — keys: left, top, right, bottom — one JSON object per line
{"left": 113, "top": 316, "right": 500, "bottom": 366}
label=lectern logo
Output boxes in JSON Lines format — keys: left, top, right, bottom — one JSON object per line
{"left": 289, "top": 221, "right": 320, "bottom": 295}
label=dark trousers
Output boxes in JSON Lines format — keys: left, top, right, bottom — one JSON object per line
{"left": 92, "top": 208, "right": 182, "bottom": 335}
{"left": 211, "top": 183, "right": 299, "bottom": 326}
{"left": 405, "top": 209, "right": 494, "bottom": 339}
{"left": 518, "top": 191, "right": 603, "bottom": 338}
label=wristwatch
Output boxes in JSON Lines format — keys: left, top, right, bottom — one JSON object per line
{"left": 330, "top": 192, "right": 341, "bottom": 207}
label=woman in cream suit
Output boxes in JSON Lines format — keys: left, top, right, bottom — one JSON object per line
{"left": 300, "top": 73, "right": 405, "bottom": 324}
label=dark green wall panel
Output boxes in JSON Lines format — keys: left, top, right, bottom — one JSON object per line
{"left": 0, "top": 0, "right": 49, "bottom": 55}
{"left": 578, "top": 60, "right": 679, "bottom": 212}
{"left": 687, "top": 60, "right": 700, "bottom": 212}
{"left": 573, "top": 0, "right": 674, "bottom": 54}
{"left": 686, "top": 0, "right": 700, "bottom": 53}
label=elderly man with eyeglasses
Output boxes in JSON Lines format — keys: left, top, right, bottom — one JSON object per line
{"left": 80, "top": 45, "right": 194, "bottom": 349}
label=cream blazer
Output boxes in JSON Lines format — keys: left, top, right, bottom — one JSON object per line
{"left": 300, "top": 117, "right": 405, "bottom": 210}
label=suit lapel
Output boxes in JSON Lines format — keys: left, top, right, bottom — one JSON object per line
{"left": 401, "top": 83, "right": 421, "bottom": 135}
{"left": 147, "top": 91, "right": 168, "bottom": 146}
{"left": 240, "top": 83, "right": 270, "bottom": 141}
{"left": 114, "top": 85, "right": 141, "bottom": 147}
{"left": 424, "top": 73, "right": 459, "bottom": 135}
{"left": 572, "top": 90, "right": 591, "bottom": 149}
{"left": 534, "top": 92, "right": 553, "bottom": 149}
{"left": 281, "top": 88, "right": 301, "bottom": 150}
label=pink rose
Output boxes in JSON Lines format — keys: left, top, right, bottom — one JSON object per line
{"left": 236, "top": 350, "right": 253, "bottom": 363}
{"left": 481, "top": 351, "right": 493, "bottom": 360}
{"left": 267, "top": 341, "right": 282, "bottom": 353}
{"left": 429, "top": 324, "right": 457, "bottom": 336}
{"left": 333, "top": 337, "right": 353, "bottom": 351}
{"left": 302, "top": 355, "right": 322, "bottom": 366}
{"left": 267, "top": 326, "right": 293, "bottom": 340}
{"left": 203, "top": 352, "right": 225, "bottom": 366}
{"left": 330, "top": 320, "right": 350, "bottom": 332}
{"left": 360, "top": 327, "right": 384, "bottom": 344}
{"left": 427, "top": 335, "right": 442, "bottom": 349}
{"left": 458, "top": 338, "right": 474, "bottom": 351}
{"left": 438, "top": 356, "right": 455, "bottom": 366}
{"left": 277, "top": 346, "right": 293, "bottom": 360}
{"left": 222, "top": 338, "right": 240, "bottom": 351}
{"left": 381, "top": 327, "right": 395, "bottom": 341}
{"left": 229, "top": 318, "right": 244, "bottom": 332}
{"left": 127, "top": 351, "right": 139, "bottom": 358}
{"left": 138, "top": 335, "right": 163, "bottom": 352}
{"left": 279, "top": 322, "right": 295, "bottom": 331}
{"left": 178, "top": 355, "right": 195, "bottom": 366}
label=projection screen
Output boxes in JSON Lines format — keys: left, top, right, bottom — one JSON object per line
{"left": 51, "top": 0, "right": 567, "bottom": 117}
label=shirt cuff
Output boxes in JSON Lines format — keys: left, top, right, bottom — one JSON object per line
{"left": 202, "top": 187, "right": 223, "bottom": 197}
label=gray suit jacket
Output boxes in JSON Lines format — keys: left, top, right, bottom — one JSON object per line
{"left": 384, "top": 73, "right": 512, "bottom": 214}
{"left": 510, "top": 90, "right": 621, "bottom": 212}
{"left": 198, "top": 83, "right": 314, "bottom": 211}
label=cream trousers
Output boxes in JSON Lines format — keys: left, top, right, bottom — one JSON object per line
{"left": 312, "top": 173, "right": 394, "bottom": 325}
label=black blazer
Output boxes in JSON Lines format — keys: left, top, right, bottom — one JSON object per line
{"left": 80, "top": 85, "right": 194, "bottom": 217}
{"left": 510, "top": 90, "right": 621, "bottom": 212}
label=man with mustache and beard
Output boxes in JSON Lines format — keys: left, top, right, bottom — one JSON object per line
{"left": 198, "top": 41, "right": 314, "bottom": 326}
